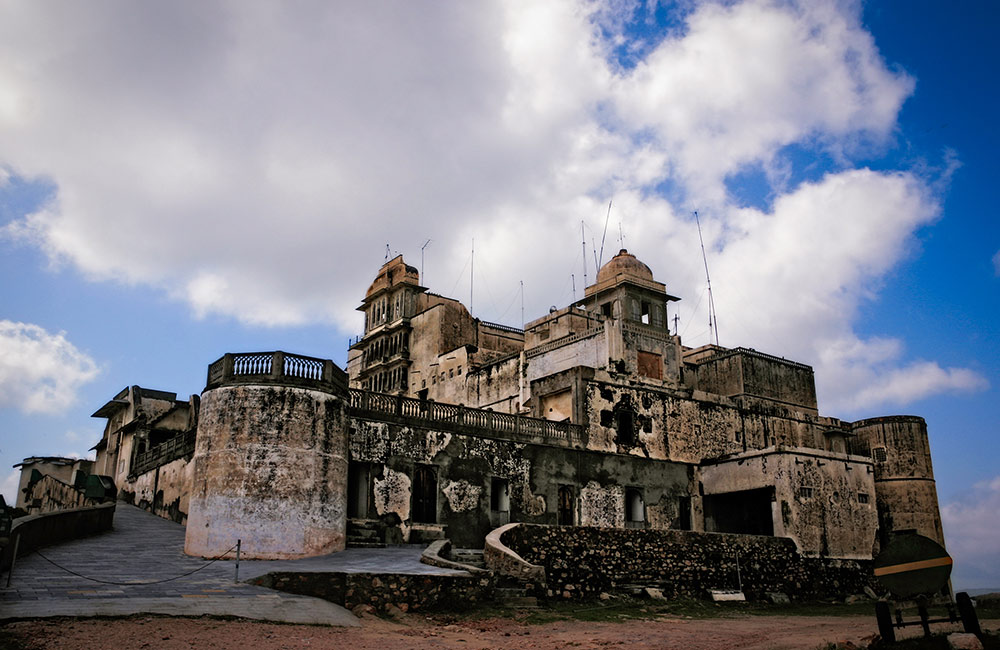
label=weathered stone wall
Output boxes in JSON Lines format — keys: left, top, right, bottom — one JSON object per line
{"left": 21, "top": 474, "right": 93, "bottom": 514}
{"left": 349, "top": 417, "right": 692, "bottom": 548}
{"left": 186, "top": 384, "right": 349, "bottom": 559}
{"left": 583, "top": 380, "right": 840, "bottom": 464}
{"left": 700, "top": 449, "right": 877, "bottom": 559}
{"left": 690, "top": 352, "right": 818, "bottom": 411}
{"left": 251, "top": 571, "right": 494, "bottom": 613}
{"left": 503, "top": 524, "right": 876, "bottom": 601}
{"left": 122, "top": 455, "right": 194, "bottom": 524}
{"left": 851, "top": 416, "right": 944, "bottom": 547}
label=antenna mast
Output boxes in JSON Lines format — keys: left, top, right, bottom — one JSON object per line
{"left": 420, "top": 239, "right": 431, "bottom": 282}
{"left": 385, "top": 243, "right": 390, "bottom": 262}
{"left": 598, "top": 200, "right": 612, "bottom": 268}
{"left": 520, "top": 280, "right": 524, "bottom": 329}
{"left": 581, "top": 221, "right": 587, "bottom": 288}
{"left": 571, "top": 274, "right": 576, "bottom": 303}
{"left": 694, "top": 211, "right": 720, "bottom": 346}
{"left": 470, "top": 238, "right": 475, "bottom": 314}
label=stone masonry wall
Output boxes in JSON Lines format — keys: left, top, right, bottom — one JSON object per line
{"left": 504, "top": 525, "right": 875, "bottom": 601}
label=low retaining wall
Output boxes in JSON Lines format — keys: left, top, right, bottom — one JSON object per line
{"left": 1, "top": 502, "right": 116, "bottom": 572}
{"left": 250, "top": 571, "right": 494, "bottom": 613}
{"left": 503, "top": 524, "right": 876, "bottom": 601}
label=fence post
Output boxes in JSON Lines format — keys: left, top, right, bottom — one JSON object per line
{"left": 222, "top": 353, "right": 235, "bottom": 381}
{"left": 235, "top": 539, "right": 241, "bottom": 583}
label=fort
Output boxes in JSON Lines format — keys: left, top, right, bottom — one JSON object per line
{"left": 14, "top": 250, "right": 945, "bottom": 601}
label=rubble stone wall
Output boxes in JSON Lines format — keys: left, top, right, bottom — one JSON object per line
{"left": 504, "top": 524, "right": 876, "bottom": 601}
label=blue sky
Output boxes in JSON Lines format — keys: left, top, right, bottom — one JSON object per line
{"left": 1, "top": 1, "right": 997, "bottom": 589}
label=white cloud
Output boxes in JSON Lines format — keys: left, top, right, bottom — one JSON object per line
{"left": 0, "top": 321, "right": 100, "bottom": 414}
{"left": 943, "top": 476, "right": 1000, "bottom": 590}
{"left": 1, "top": 470, "right": 18, "bottom": 507}
{"left": 0, "top": 0, "right": 979, "bottom": 412}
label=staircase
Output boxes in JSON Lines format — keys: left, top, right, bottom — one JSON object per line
{"left": 346, "top": 518, "right": 384, "bottom": 548}
{"left": 495, "top": 577, "right": 540, "bottom": 609}
{"left": 449, "top": 548, "right": 486, "bottom": 570}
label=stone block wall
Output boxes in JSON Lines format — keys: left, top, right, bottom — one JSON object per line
{"left": 503, "top": 524, "right": 875, "bottom": 601}
{"left": 251, "top": 571, "right": 494, "bottom": 613}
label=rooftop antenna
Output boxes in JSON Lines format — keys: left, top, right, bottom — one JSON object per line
{"left": 581, "top": 221, "right": 588, "bottom": 288}
{"left": 619, "top": 220, "right": 626, "bottom": 250}
{"left": 571, "top": 273, "right": 576, "bottom": 303}
{"left": 470, "top": 238, "right": 475, "bottom": 314}
{"left": 598, "top": 200, "right": 612, "bottom": 268}
{"left": 420, "top": 239, "right": 431, "bottom": 282}
{"left": 520, "top": 280, "right": 524, "bottom": 329}
{"left": 385, "top": 243, "right": 390, "bottom": 262}
{"left": 694, "top": 211, "right": 720, "bottom": 346}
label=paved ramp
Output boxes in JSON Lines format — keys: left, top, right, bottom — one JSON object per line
{"left": 0, "top": 505, "right": 381, "bottom": 625}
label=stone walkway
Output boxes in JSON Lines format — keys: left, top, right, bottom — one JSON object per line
{"left": 0, "top": 504, "right": 467, "bottom": 624}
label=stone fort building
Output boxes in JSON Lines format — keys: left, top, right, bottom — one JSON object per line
{"left": 29, "top": 249, "right": 942, "bottom": 597}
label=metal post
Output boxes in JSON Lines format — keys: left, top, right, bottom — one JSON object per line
{"left": 735, "top": 552, "right": 742, "bottom": 592}
{"left": 6, "top": 532, "right": 20, "bottom": 588}
{"left": 235, "top": 539, "right": 241, "bottom": 583}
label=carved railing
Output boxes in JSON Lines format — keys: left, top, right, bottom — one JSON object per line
{"left": 348, "top": 388, "right": 583, "bottom": 447}
{"left": 526, "top": 325, "right": 604, "bottom": 359}
{"left": 480, "top": 320, "right": 525, "bottom": 335}
{"left": 130, "top": 429, "right": 197, "bottom": 478}
{"left": 703, "top": 347, "right": 813, "bottom": 372}
{"left": 206, "top": 351, "right": 346, "bottom": 391}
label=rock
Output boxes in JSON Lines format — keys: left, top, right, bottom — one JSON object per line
{"left": 947, "top": 633, "right": 983, "bottom": 650}
{"left": 766, "top": 592, "right": 790, "bottom": 604}
{"left": 599, "top": 592, "right": 611, "bottom": 600}
{"left": 385, "top": 604, "right": 405, "bottom": 618}
{"left": 351, "top": 604, "right": 376, "bottom": 618}
{"left": 642, "top": 587, "right": 666, "bottom": 600}
{"left": 863, "top": 586, "right": 880, "bottom": 600}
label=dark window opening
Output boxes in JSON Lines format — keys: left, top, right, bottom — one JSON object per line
{"left": 347, "top": 462, "right": 370, "bottom": 519}
{"left": 703, "top": 487, "right": 774, "bottom": 536}
{"left": 491, "top": 478, "right": 510, "bottom": 512}
{"left": 616, "top": 409, "right": 636, "bottom": 447}
{"left": 677, "top": 496, "right": 692, "bottom": 530}
{"left": 625, "top": 488, "right": 645, "bottom": 529}
{"left": 640, "top": 301, "right": 650, "bottom": 325}
{"left": 601, "top": 302, "right": 612, "bottom": 318}
{"left": 412, "top": 464, "right": 437, "bottom": 524}
{"left": 873, "top": 447, "right": 887, "bottom": 463}
{"left": 858, "top": 492, "right": 870, "bottom": 504}
{"left": 557, "top": 485, "right": 575, "bottom": 526}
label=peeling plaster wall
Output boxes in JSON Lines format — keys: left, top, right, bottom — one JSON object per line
{"left": 125, "top": 456, "right": 194, "bottom": 524}
{"left": 700, "top": 449, "right": 877, "bottom": 559}
{"left": 185, "top": 384, "right": 348, "bottom": 560}
{"left": 348, "top": 416, "right": 691, "bottom": 547}
{"left": 851, "top": 417, "right": 944, "bottom": 546}
{"left": 584, "top": 381, "right": 842, "bottom": 464}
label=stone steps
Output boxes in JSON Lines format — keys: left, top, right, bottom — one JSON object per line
{"left": 346, "top": 518, "right": 385, "bottom": 549}
{"left": 449, "top": 548, "right": 486, "bottom": 570}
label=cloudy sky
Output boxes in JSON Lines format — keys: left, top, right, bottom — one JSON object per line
{"left": 2, "top": 1, "right": 997, "bottom": 588}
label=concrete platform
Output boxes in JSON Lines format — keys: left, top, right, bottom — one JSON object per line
{"left": 0, "top": 504, "right": 467, "bottom": 624}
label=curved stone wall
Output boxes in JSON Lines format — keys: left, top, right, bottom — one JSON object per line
{"left": 851, "top": 416, "right": 944, "bottom": 546}
{"left": 185, "top": 383, "right": 348, "bottom": 559}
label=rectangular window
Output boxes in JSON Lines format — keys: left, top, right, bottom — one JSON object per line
{"left": 799, "top": 486, "right": 814, "bottom": 499}
{"left": 557, "top": 485, "right": 575, "bottom": 526}
{"left": 858, "top": 493, "right": 870, "bottom": 504}
{"left": 449, "top": 368, "right": 454, "bottom": 378}
{"left": 640, "top": 301, "right": 651, "bottom": 325}
{"left": 626, "top": 488, "right": 645, "bottom": 529}
{"left": 490, "top": 478, "right": 510, "bottom": 512}
{"left": 637, "top": 350, "right": 662, "bottom": 380}
{"left": 873, "top": 447, "right": 887, "bottom": 463}
{"left": 457, "top": 366, "right": 462, "bottom": 375}
{"left": 412, "top": 464, "right": 437, "bottom": 524}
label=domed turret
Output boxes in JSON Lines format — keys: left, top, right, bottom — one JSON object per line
{"left": 596, "top": 249, "right": 654, "bottom": 285}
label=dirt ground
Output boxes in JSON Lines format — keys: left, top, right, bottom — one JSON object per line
{"left": 4, "top": 613, "right": 998, "bottom": 650}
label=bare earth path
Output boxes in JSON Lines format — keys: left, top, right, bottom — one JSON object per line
{"left": 6, "top": 614, "right": 999, "bottom": 650}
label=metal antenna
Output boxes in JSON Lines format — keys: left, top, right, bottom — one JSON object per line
{"left": 598, "top": 200, "right": 612, "bottom": 268}
{"left": 385, "top": 243, "right": 390, "bottom": 262}
{"left": 694, "top": 211, "right": 720, "bottom": 346}
{"left": 571, "top": 274, "right": 576, "bottom": 303}
{"left": 470, "top": 238, "right": 475, "bottom": 314}
{"left": 581, "top": 221, "right": 587, "bottom": 287}
{"left": 420, "top": 239, "right": 431, "bottom": 282}
{"left": 520, "top": 280, "right": 524, "bottom": 329}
